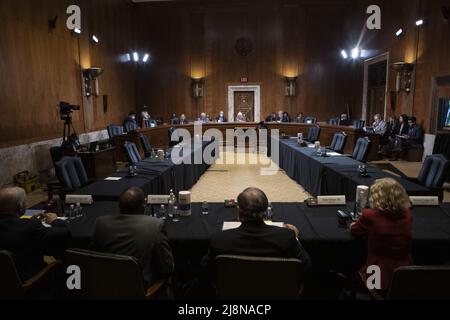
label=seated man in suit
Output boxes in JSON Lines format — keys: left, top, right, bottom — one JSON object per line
{"left": 265, "top": 112, "right": 277, "bottom": 122}
{"left": 179, "top": 114, "right": 188, "bottom": 125}
{"left": 123, "top": 111, "right": 139, "bottom": 132}
{"left": 205, "top": 187, "right": 311, "bottom": 270}
{"left": 197, "top": 112, "right": 210, "bottom": 123}
{"left": 90, "top": 187, "right": 174, "bottom": 289}
{"left": 216, "top": 110, "right": 227, "bottom": 123}
{"left": 235, "top": 112, "right": 246, "bottom": 122}
{"left": 295, "top": 112, "right": 305, "bottom": 123}
{"left": 365, "top": 113, "right": 387, "bottom": 136}
{"left": 170, "top": 113, "right": 179, "bottom": 125}
{"left": 0, "top": 187, "right": 71, "bottom": 286}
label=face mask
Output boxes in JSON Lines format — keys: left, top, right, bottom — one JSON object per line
{"left": 131, "top": 116, "right": 136, "bottom": 120}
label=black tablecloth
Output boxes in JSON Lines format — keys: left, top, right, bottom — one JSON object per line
{"left": 72, "top": 139, "right": 215, "bottom": 200}
{"left": 58, "top": 202, "right": 450, "bottom": 275}
{"left": 275, "top": 138, "right": 430, "bottom": 201}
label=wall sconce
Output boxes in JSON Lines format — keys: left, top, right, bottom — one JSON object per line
{"left": 392, "top": 62, "right": 414, "bottom": 94}
{"left": 192, "top": 78, "right": 204, "bottom": 98}
{"left": 83, "top": 67, "right": 103, "bottom": 97}
{"left": 285, "top": 77, "right": 297, "bottom": 97}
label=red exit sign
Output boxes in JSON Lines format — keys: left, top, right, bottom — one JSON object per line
{"left": 240, "top": 77, "right": 248, "bottom": 83}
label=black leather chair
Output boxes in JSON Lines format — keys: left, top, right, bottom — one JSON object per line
{"left": 54, "top": 157, "right": 89, "bottom": 197}
{"left": 414, "top": 154, "right": 449, "bottom": 201}
{"left": 0, "top": 250, "right": 62, "bottom": 300}
{"left": 361, "top": 266, "right": 450, "bottom": 300}
{"left": 65, "top": 249, "right": 166, "bottom": 300}
{"left": 168, "top": 127, "right": 183, "bottom": 147}
{"left": 139, "top": 134, "right": 152, "bottom": 157}
{"left": 124, "top": 141, "right": 142, "bottom": 165}
{"left": 47, "top": 146, "right": 64, "bottom": 200}
{"left": 214, "top": 255, "right": 303, "bottom": 300}
{"left": 305, "top": 126, "right": 321, "bottom": 143}
{"left": 107, "top": 125, "right": 124, "bottom": 141}
{"left": 304, "top": 116, "right": 317, "bottom": 124}
{"left": 328, "top": 118, "right": 341, "bottom": 126}
{"left": 353, "top": 120, "right": 366, "bottom": 129}
{"left": 329, "top": 132, "right": 347, "bottom": 153}
{"left": 352, "top": 137, "right": 371, "bottom": 162}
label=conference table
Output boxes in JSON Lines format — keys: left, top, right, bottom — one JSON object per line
{"left": 275, "top": 137, "right": 431, "bottom": 201}
{"left": 54, "top": 202, "right": 450, "bottom": 281}
{"left": 72, "top": 139, "right": 216, "bottom": 201}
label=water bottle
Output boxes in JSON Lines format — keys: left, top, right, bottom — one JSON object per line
{"left": 151, "top": 149, "right": 157, "bottom": 159}
{"left": 75, "top": 203, "right": 83, "bottom": 218}
{"left": 201, "top": 201, "right": 209, "bottom": 215}
{"left": 266, "top": 202, "right": 273, "bottom": 221}
{"left": 168, "top": 190, "right": 175, "bottom": 218}
{"left": 68, "top": 204, "right": 75, "bottom": 220}
{"left": 159, "top": 204, "right": 167, "bottom": 220}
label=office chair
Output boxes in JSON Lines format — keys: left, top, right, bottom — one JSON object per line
{"left": 124, "top": 141, "right": 142, "bottom": 165}
{"left": 305, "top": 126, "right": 321, "bottom": 143}
{"left": 214, "top": 255, "right": 303, "bottom": 300}
{"left": 0, "top": 250, "right": 62, "bottom": 300}
{"left": 411, "top": 154, "right": 449, "bottom": 201}
{"left": 107, "top": 125, "right": 124, "bottom": 140}
{"left": 65, "top": 249, "right": 166, "bottom": 300}
{"left": 139, "top": 134, "right": 153, "bottom": 157}
{"left": 168, "top": 127, "right": 183, "bottom": 147}
{"left": 328, "top": 118, "right": 341, "bottom": 126}
{"left": 329, "top": 132, "right": 347, "bottom": 153}
{"left": 54, "top": 157, "right": 90, "bottom": 197}
{"left": 352, "top": 137, "right": 371, "bottom": 162}
{"left": 360, "top": 266, "right": 450, "bottom": 300}
{"left": 353, "top": 120, "right": 366, "bottom": 129}
{"left": 304, "top": 116, "right": 317, "bottom": 124}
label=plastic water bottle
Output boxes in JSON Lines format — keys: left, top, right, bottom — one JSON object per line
{"left": 168, "top": 190, "right": 175, "bottom": 218}
{"left": 159, "top": 204, "right": 167, "bottom": 220}
{"left": 266, "top": 202, "right": 273, "bottom": 221}
{"left": 75, "top": 203, "right": 83, "bottom": 218}
{"left": 68, "top": 204, "right": 75, "bottom": 220}
{"left": 201, "top": 201, "right": 209, "bottom": 215}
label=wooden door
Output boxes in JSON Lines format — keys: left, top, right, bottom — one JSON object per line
{"left": 234, "top": 91, "right": 254, "bottom": 122}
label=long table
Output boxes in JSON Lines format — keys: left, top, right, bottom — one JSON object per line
{"left": 56, "top": 202, "right": 450, "bottom": 278}
{"left": 113, "top": 122, "right": 381, "bottom": 162}
{"left": 275, "top": 137, "right": 430, "bottom": 201}
{"left": 72, "top": 139, "right": 216, "bottom": 201}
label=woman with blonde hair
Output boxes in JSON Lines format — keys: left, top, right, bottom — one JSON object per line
{"left": 350, "top": 178, "right": 413, "bottom": 292}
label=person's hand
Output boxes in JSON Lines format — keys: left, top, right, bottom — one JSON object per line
{"left": 284, "top": 224, "right": 299, "bottom": 238}
{"left": 43, "top": 213, "right": 59, "bottom": 224}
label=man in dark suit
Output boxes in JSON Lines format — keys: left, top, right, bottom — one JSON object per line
{"left": 123, "top": 111, "right": 139, "bottom": 132}
{"left": 216, "top": 110, "right": 227, "bottom": 123}
{"left": 0, "top": 187, "right": 71, "bottom": 283}
{"left": 170, "top": 113, "right": 179, "bottom": 125}
{"left": 90, "top": 187, "right": 174, "bottom": 287}
{"left": 205, "top": 187, "right": 311, "bottom": 270}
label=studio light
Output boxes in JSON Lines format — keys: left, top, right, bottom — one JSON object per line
{"left": 133, "top": 52, "right": 139, "bottom": 62}
{"left": 341, "top": 50, "right": 348, "bottom": 59}
{"left": 395, "top": 28, "right": 404, "bottom": 37}
{"left": 351, "top": 47, "right": 360, "bottom": 59}
{"left": 415, "top": 19, "right": 424, "bottom": 26}
{"left": 142, "top": 53, "right": 150, "bottom": 63}
{"left": 91, "top": 34, "right": 99, "bottom": 44}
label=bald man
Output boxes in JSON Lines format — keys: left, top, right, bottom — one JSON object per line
{"left": 205, "top": 187, "right": 311, "bottom": 270}
{"left": 0, "top": 187, "right": 71, "bottom": 282}
{"left": 90, "top": 187, "right": 174, "bottom": 287}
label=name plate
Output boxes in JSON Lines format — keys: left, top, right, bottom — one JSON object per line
{"left": 317, "top": 195, "right": 346, "bottom": 206}
{"left": 147, "top": 195, "right": 169, "bottom": 204}
{"left": 66, "top": 195, "right": 93, "bottom": 205}
{"left": 409, "top": 196, "right": 439, "bottom": 206}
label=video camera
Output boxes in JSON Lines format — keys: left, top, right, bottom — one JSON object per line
{"left": 59, "top": 101, "right": 80, "bottom": 122}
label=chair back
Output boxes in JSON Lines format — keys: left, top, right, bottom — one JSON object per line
{"left": 306, "top": 126, "right": 321, "bottom": 142}
{"left": 328, "top": 118, "right": 340, "bottom": 126}
{"left": 330, "top": 132, "right": 347, "bottom": 153}
{"left": 54, "top": 157, "right": 89, "bottom": 189}
{"left": 304, "top": 116, "right": 317, "bottom": 124}
{"left": 139, "top": 134, "right": 152, "bottom": 156}
{"left": 65, "top": 249, "right": 146, "bottom": 300}
{"left": 124, "top": 141, "right": 142, "bottom": 165}
{"left": 214, "top": 255, "right": 303, "bottom": 300}
{"left": 107, "top": 125, "right": 124, "bottom": 139}
{"left": 353, "top": 120, "right": 365, "bottom": 129}
{"left": 352, "top": 137, "right": 371, "bottom": 162}
{"left": 49, "top": 146, "right": 63, "bottom": 164}
{"left": 0, "top": 251, "right": 25, "bottom": 299}
{"left": 387, "top": 266, "right": 450, "bottom": 300}
{"left": 417, "top": 154, "right": 449, "bottom": 189}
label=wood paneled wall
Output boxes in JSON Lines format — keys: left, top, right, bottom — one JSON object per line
{"left": 345, "top": 0, "right": 450, "bottom": 132}
{"left": 0, "top": 0, "right": 136, "bottom": 148}
{"left": 134, "top": 0, "right": 355, "bottom": 122}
